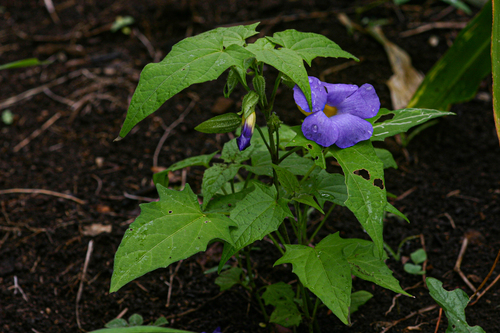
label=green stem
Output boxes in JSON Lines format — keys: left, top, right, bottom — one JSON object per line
{"left": 244, "top": 248, "right": 269, "bottom": 322}
{"left": 267, "top": 233, "right": 285, "bottom": 255}
{"left": 309, "top": 204, "right": 336, "bottom": 242}
{"left": 256, "top": 126, "right": 271, "bottom": 153}
{"left": 310, "top": 297, "right": 322, "bottom": 333}
{"left": 267, "top": 75, "right": 282, "bottom": 114}
{"left": 279, "top": 222, "right": 291, "bottom": 244}
{"left": 300, "top": 164, "right": 317, "bottom": 185}
{"left": 279, "top": 146, "right": 302, "bottom": 163}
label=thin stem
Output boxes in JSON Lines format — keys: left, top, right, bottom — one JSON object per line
{"left": 274, "top": 230, "right": 286, "bottom": 247}
{"left": 279, "top": 146, "right": 302, "bottom": 163}
{"left": 309, "top": 204, "right": 336, "bottom": 242}
{"left": 310, "top": 297, "right": 322, "bottom": 332}
{"left": 244, "top": 248, "right": 269, "bottom": 322}
{"left": 300, "top": 164, "right": 317, "bottom": 185}
{"left": 279, "top": 222, "right": 291, "bottom": 244}
{"left": 256, "top": 126, "right": 271, "bottom": 153}
{"left": 267, "top": 233, "right": 285, "bottom": 255}
{"left": 267, "top": 75, "right": 282, "bottom": 113}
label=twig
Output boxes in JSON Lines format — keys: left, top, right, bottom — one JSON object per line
{"left": 0, "top": 188, "right": 86, "bottom": 205}
{"left": 10, "top": 276, "right": 29, "bottom": 302}
{"left": 116, "top": 308, "right": 128, "bottom": 319}
{"left": 43, "top": 88, "right": 76, "bottom": 107}
{"left": 319, "top": 59, "right": 360, "bottom": 82}
{"left": 400, "top": 21, "right": 468, "bottom": 37}
{"left": 13, "top": 112, "right": 62, "bottom": 152}
{"left": 454, "top": 236, "right": 476, "bottom": 292}
{"left": 420, "top": 233, "right": 428, "bottom": 287}
{"left": 91, "top": 174, "right": 103, "bottom": 196}
{"left": 439, "top": 212, "right": 456, "bottom": 229}
{"left": 379, "top": 304, "right": 438, "bottom": 333}
{"left": 123, "top": 192, "right": 157, "bottom": 202}
{"left": 0, "top": 69, "right": 82, "bottom": 110}
{"left": 469, "top": 249, "right": 500, "bottom": 306}
{"left": 396, "top": 186, "right": 417, "bottom": 201}
{"left": 166, "top": 260, "right": 183, "bottom": 307}
{"left": 132, "top": 28, "right": 157, "bottom": 61}
{"left": 153, "top": 95, "right": 198, "bottom": 168}
{"left": 43, "top": 0, "right": 61, "bottom": 24}
{"left": 165, "top": 291, "right": 225, "bottom": 319}
{"left": 434, "top": 307, "right": 443, "bottom": 333}
{"left": 76, "top": 240, "right": 94, "bottom": 331}
{"left": 385, "top": 293, "right": 401, "bottom": 315}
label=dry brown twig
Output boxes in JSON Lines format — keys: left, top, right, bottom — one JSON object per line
{"left": 76, "top": 240, "right": 94, "bottom": 331}
{"left": 454, "top": 236, "right": 477, "bottom": 292}
{"left": 9, "top": 276, "right": 29, "bottom": 302}
{"left": 153, "top": 94, "right": 199, "bottom": 168}
{"left": 0, "top": 69, "right": 83, "bottom": 110}
{"left": 469, "top": 249, "right": 500, "bottom": 306}
{"left": 379, "top": 304, "right": 438, "bottom": 333}
{"left": 166, "top": 260, "right": 183, "bottom": 308}
{"left": 0, "top": 188, "right": 86, "bottom": 205}
{"left": 400, "top": 21, "right": 468, "bottom": 38}
{"left": 13, "top": 112, "right": 62, "bottom": 152}
{"left": 43, "top": 0, "right": 60, "bottom": 24}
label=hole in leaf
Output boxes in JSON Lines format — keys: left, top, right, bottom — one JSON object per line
{"left": 375, "top": 113, "right": 394, "bottom": 123}
{"left": 168, "top": 210, "right": 173, "bottom": 214}
{"left": 314, "top": 156, "right": 319, "bottom": 160}
{"left": 307, "top": 144, "right": 313, "bottom": 150}
{"left": 374, "top": 178, "right": 384, "bottom": 190}
{"left": 129, "top": 228, "right": 133, "bottom": 231}
{"left": 354, "top": 169, "right": 370, "bottom": 180}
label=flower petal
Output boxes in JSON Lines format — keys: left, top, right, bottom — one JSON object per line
{"left": 336, "top": 83, "right": 380, "bottom": 119}
{"left": 323, "top": 83, "right": 358, "bottom": 107}
{"left": 302, "top": 111, "right": 339, "bottom": 147}
{"left": 329, "top": 113, "right": 373, "bottom": 148}
{"left": 293, "top": 76, "right": 327, "bottom": 114}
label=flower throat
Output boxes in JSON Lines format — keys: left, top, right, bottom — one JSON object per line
{"left": 323, "top": 105, "right": 338, "bottom": 117}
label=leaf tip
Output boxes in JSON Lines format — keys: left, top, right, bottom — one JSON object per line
{"left": 113, "top": 135, "right": 124, "bottom": 142}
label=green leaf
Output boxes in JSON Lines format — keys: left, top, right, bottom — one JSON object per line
{"left": 245, "top": 152, "right": 314, "bottom": 177}
{"left": 151, "top": 317, "right": 168, "bottom": 327}
{"left": 194, "top": 113, "right": 241, "bottom": 134}
{"left": 111, "top": 16, "right": 135, "bottom": 33}
{"left": 442, "top": 0, "right": 472, "bottom": 14}
{"left": 404, "top": 263, "right": 425, "bottom": 275}
{"left": 427, "top": 277, "right": 485, "bottom": 333}
{"left": 223, "top": 67, "right": 240, "bottom": 98}
{"left": 221, "top": 137, "right": 258, "bottom": 163}
{"left": 288, "top": 126, "right": 326, "bottom": 169}
{"left": 368, "top": 108, "right": 454, "bottom": 142}
{"left": 329, "top": 141, "right": 387, "bottom": 257}
{"left": 250, "top": 47, "right": 312, "bottom": 111}
{"left": 241, "top": 91, "right": 259, "bottom": 119}
{"left": 493, "top": 0, "right": 500, "bottom": 142}
{"left": 385, "top": 202, "right": 410, "bottom": 223}
{"left": 245, "top": 37, "right": 276, "bottom": 53}
{"left": 407, "top": 2, "right": 491, "bottom": 110}
{"left": 272, "top": 164, "right": 301, "bottom": 195}
{"left": 292, "top": 193, "right": 324, "bottom": 214}
{"left": 204, "top": 186, "right": 255, "bottom": 213}
{"left": 301, "top": 169, "right": 348, "bottom": 208}
{"left": 105, "top": 318, "right": 129, "bottom": 328}
{"left": 89, "top": 327, "right": 195, "bottom": 333}
{"left": 118, "top": 29, "right": 255, "bottom": 138}
{"left": 267, "top": 30, "right": 358, "bottom": 66}
{"left": 152, "top": 152, "right": 217, "bottom": 187}
{"left": 262, "top": 282, "right": 302, "bottom": 327}
{"left": 201, "top": 163, "right": 241, "bottom": 209}
{"left": 374, "top": 148, "right": 397, "bottom": 169}
{"left": 110, "top": 184, "right": 236, "bottom": 292}
{"left": 215, "top": 266, "right": 243, "bottom": 291}
{"left": 253, "top": 75, "right": 267, "bottom": 105}
{"left": 343, "top": 242, "right": 410, "bottom": 295}
{"left": 350, "top": 290, "right": 373, "bottom": 314}
{"left": 219, "top": 183, "right": 293, "bottom": 271}
{"left": 410, "top": 248, "right": 427, "bottom": 264}
{"left": 198, "top": 22, "right": 260, "bottom": 47}
{"left": 0, "top": 58, "right": 50, "bottom": 70}
{"left": 128, "top": 314, "right": 143, "bottom": 326}
{"left": 275, "top": 234, "right": 352, "bottom": 325}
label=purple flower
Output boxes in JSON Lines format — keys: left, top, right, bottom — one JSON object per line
{"left": 236, "top": 112, "right": 256, "bottom": 151}
{"left": 293, "top": 77, "right": 380, "bottom": 148}
{"left": 201, "top": 327, "right": 221, "bottom": 333}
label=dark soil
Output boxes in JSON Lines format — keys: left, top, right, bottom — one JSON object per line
{"left": 1, "top": 1, "right": 499, "bottom": 332}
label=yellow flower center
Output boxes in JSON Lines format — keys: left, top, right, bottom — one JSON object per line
{"left": 323, "top": 105, "right": 338, "bottom": 118}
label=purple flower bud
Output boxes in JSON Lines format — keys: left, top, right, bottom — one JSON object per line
{"left": 236, "top": 112, "right": 256, "bottom": 151}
